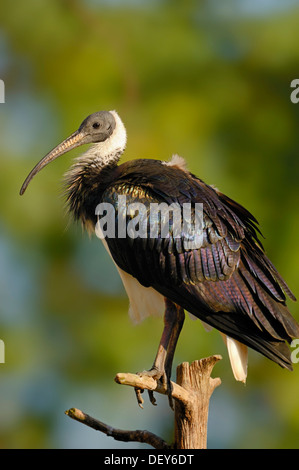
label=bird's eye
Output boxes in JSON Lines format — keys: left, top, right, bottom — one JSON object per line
{"left": 92, "top": 122, "right": 100, "bottom": 129}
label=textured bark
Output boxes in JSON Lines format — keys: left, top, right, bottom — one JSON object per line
{"left": 66, "top": 355, "right": 221, "bottom": 449}
{"left": 174, "top": 356, "right": 222, "bottom": 449}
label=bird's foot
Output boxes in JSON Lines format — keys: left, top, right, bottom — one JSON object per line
{"left": 134, "top": 367, "right": 162, "bottom": 408}
{"left": 134, "top": 367, "right": 173, "bottom": 409}
{"left": 137, "top": 366, "right": 164, "bottom": 382}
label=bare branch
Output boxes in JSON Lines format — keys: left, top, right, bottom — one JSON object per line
{"left": 114, "top": 372, "right": 190, "bottom": 406}
{"left": 66, "top": 355, "right": 222, "bottom": 449}
{"left": 65, "top": 407, "right": 170, "bottom": 449}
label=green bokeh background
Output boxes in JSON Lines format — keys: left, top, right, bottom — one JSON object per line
{"left": 0, "top": 0, "right": 299, "bottom": 449}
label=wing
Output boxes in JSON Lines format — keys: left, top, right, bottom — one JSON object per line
{"left": 100, "top": 159, "right": 299, "bottom": 369}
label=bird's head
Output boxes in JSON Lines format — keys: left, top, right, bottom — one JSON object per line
{"left": 20, "top": 110, "right": 126, "bottom": 195}
{"left": 78, "top": 110, "right": 117, "bottom": 144}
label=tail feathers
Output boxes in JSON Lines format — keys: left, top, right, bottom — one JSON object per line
{"left": 202, "top": 310, "right": 295, "bottom": 371}
{"left": 220, "top": 334, "right": 248, "bottom": 382}
{"left": 245, "top": 333, "right": 293, "bottom": 371}
{"left": 265, "top": 257, "right": 297, "bottom": 302}
{"left": 273, "top": 302, "right": 299, "bottom": 340}
{"left": 252, "top": 282, "right": 299, "bottom": 340}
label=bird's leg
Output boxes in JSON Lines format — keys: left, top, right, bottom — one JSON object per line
{"left": 135, "top": 299, "right": 185, "bottom": 407}
{"left": 163, "top": 303, "right": 185, "bottom": 408}
{"left": 139, "top": 299, "right": 184, "bottom": 380}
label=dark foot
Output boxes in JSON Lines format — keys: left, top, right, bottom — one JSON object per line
{"left": 134, "top": 367, "right": 173, "bottom": 409}
{"left": 134, "top": 367, "right": 162, "bottom": 408}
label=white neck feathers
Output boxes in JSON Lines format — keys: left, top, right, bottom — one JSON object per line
{"left": 77, "top": 110, "right": 127, "bottom": 168}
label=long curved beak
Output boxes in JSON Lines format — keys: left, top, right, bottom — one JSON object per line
{"left": 20, "top": 129, "right": 86, "bottom": 195}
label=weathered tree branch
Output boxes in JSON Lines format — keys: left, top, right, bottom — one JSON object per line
{"left": 65, "top": 355, "right": 222, "bottom": 449}
{"left": 114, "top": 372, "right": 190, "bottom": 407}
{"left": 174, "top": 356, "right": 222, "bottom": 449}
{"left": 65, "top": 407, "right": 169, "bottom": 449}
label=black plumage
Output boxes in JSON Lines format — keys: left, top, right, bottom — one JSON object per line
{"left": 20, "top": 110, "right": 299, "bottom": 382}
{"left": 65, "top": 158, "right": 298, "bottom": 370}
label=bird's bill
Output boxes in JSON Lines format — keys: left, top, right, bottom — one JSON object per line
{"left": 20, "top": 129, "right": 86, "bottom": 195}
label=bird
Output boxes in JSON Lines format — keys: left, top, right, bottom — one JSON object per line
{"left": 20, "top": 110, "right": 299, "bottom": 392}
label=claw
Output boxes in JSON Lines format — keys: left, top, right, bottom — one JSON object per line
{"left": 166, "top": 377, "right": 174, "bottom": 410}
{"left": 134, "top": 368, "right": 174, "bottom": 408}
{"left": 148, "top": 390, "right": 157, "bottom": 406}
{"left": 134, "top": 387, "right": 144, "bottom": 408}
{"left": 134, "top": 367, "right": 163, "bottom": 407}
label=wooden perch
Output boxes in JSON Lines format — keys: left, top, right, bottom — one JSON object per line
{"left": 174, "top": 356, "right": 222, "bottom": 449}
{"left": 65, "top": 354, "right": 222, "bottom": 449}
{"left": 65, "top": 407, "right": 169, "bottom": 449}
{"left": 114, "top": 371, "right": 190, "bottom": 408}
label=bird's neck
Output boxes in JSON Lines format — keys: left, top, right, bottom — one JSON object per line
{"left": 64, "top": 112, "right": 127, "bottom": 230}
{"left": 71, "top": 109, "right": 127, "bottom": 170}
{"left": 64, "top": 149, "right": 122, "bottom": 232}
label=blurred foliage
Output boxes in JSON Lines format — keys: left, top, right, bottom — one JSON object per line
{"left": 0, "top": 0, "right": 299, "bottom": 449}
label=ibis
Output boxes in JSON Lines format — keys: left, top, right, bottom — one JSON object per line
{"left": 20, "top": 110, "right": 299, "bottom": 392}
